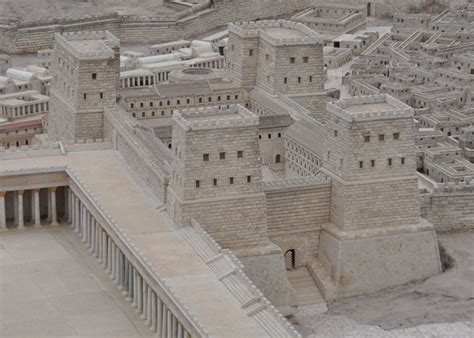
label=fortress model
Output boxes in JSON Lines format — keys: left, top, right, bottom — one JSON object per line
{"left": 0, "top": 1, "right": 473, "bottom": 337}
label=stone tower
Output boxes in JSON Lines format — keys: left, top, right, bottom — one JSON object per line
{"left": 318, "top": 94, "right": 442, "bottom": 298}
{"left": 167, "top": 105, "right": 295, "bottom": 307}
{"left": 226, "top": 20, "right": 326, "bottom": 120}
{"left": 48, "top": 31, "right": 120, "bottom": 142}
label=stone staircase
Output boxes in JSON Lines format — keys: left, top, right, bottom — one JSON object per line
{"left": 287, "top": 267, "right": 325, "bottom": 306}
{"left": 179, "top": 223, "right": 301, "bottom": 337}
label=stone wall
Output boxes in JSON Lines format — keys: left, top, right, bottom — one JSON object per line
{"left": 104, "top": 107, "right": 171, "bottom": 202}
{"left": 264, "top": 177, "right": 331, "bottom": 266}
{"left": 0, "top": 0, "right": 312, "bottom": 54}
{"left": 312, "top": 0, "right": 431, "bottom": 17}
{"left": 421, "top": 182, "right": 474, "bottom": 231}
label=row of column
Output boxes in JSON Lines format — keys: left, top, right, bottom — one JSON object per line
{"left": 0, "top": 187, "right": 58, "bottom": 231}
{"left": 68, "top": 189, "right": 192, "bottom": 338}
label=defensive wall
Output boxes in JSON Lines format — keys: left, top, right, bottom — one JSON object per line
{"left": 263, "top": 176, "right": 331, "bottom": 267}
{"left": 0, "top": 0, "right": 311, "bottom": 54}
{"left": 0, "top": 0, "right": 445, "bottom": 54}
{"left": 420, "top": 179, "right": 474, "bottom": 231}
{"left": 103, "top": 105, "right": 172, "bottom": 203}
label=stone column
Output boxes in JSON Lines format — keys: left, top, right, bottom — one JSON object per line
{"left": 132, "top": 268, "right": 137, "bottom": 307}
{"left": 127, "top": 263, "right": 133, "bottom": 301}
{"left": 33, "top": 189, "right": 41, "bottom": 228}
{"left": 102, "top": 232, "right": 108, "bottom": 269}
{"left": 70, "top": 194, "right": 75, "bottom": 229}
{"left": 151, "top": 290, "right": 156, "bottom": 329}
{"left": 146, "top": 287, "right": 152, "bottom": 326}
{"left": 50, "top": 187, "right": 58, "bottom": 226}
{"left": 74, "top": 197, "right": 80, "bottom": 232}
{"left": 167, "top": 310, "right": 172, "bottom": 338}
{"left": 137, "top": 274, "right": 143, "bottom": 314}
{"left": 90, "top": 218, "right": 95, "bottom": 254}
{"left": 17, "top": 190, "right": 24, "bottom": 229}
{"left": 67, "top": 188, "right": 72, "bottom": 224}
{"left": 110, "top": 241, "right": 116, "bottom": 279}
{"left": 13, "top": 191, "right": 18, "bottom": 226}
{"left": 173, "top": 315, "right": 178, "bottom": 338}
{"left": 81, "top": 208, "right": 87, "bottom": 242}
{"left": 157, "top": 298, "right": 163, "bottom": 334}
{"left": 107, "top": 237, "right": 112, "bottom": 273}
{"left": 0, "top": 192, "right": 6, "bottom": 231}
{"left": 47, "top": 188, "right": 52, "bottom": 223}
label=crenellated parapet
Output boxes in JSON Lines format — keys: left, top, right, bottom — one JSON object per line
{"left": 434, "top": 177, "right": 474, "bottom": 193}
{"left": 173, "top": 104, "right": 259, "bottom": 131}
{"left": 228, "top": 19, "right": 320, "bottom": 46}
{"left": 327, "top": 94, "right": 414, "bottom": 122}
{"left": 55, "top": 30, "right": 119, "bottom": 60}
{"left": 263, "top": 175, "right": 330, "bottom": 192}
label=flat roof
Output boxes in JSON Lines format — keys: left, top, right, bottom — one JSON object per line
{"left": 68, "top": 40, "right": 107, "bottom": 53}
{"left": 344, "top": 102, "right": 395, "bottom": 113}
{"left": 263, "top": 27, "right": 306, "bottom": 39}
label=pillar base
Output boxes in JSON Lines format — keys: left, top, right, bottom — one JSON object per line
{"left": 51, "top": 222, "right": 60, "bottom": 227}
{"left": 33, "top": 224, "right": 42, "bottom": 229}
{"left": 0, "top": 227, "right": 8, "bottom": 232}
{"left": 317, "top": 220, "right": 442, "bottom": 299}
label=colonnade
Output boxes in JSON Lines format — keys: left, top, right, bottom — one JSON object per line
{"left": 67, "top": 188, "right": 193, "bottom": 338}
{"left": 0, "top": 187, "right": 59, "bottom": 231}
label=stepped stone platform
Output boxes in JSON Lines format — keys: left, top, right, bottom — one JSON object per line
{"left": 287, "top": 267, "right": 325, "bottom": 306}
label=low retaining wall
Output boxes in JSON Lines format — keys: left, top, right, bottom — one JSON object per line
{"left": 421, "top": 181, "right": 474, "bottom": 231}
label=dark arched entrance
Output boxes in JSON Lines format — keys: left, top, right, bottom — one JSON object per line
{"left": 284, "top": 249, "right": 296, "bottom": 270}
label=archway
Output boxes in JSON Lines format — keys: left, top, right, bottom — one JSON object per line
{"left": 284, "top": 249, "right": 296, "bottom": 270}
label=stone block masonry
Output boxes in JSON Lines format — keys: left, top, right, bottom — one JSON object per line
{"left": 166, "top": 104, "right": 296, "bottom": 307}
{"left": 421, "top": 181, "right": 474, "bottom": 231}
{"left": 264, "top": 176, "right": 331, "bottom": 266}
{"left": 49, "top": 31, "right": 120, "bottom": 142}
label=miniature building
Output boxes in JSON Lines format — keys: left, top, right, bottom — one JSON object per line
{"left": 318, "top": 96, "right": 440, "bottom": 297}
{"left": 36, "top": 49, "right": 53, "bottom": 69}
{"left": 323, "top": 46, "right": 352, "bottom": 68}
{"left": 0, "top": 54, "right": 11, "bottom": 75}
{"left": 48, "top": 31, "right": 120, "bottom": 142}
{"left": 227, "top": 20, "right": 326, "bottom": 119}
{"left": 167, "top": 104, "right": 295, "bottom": 306}
{"left": 292, "top": 4, "right": 367, "bottom": 44}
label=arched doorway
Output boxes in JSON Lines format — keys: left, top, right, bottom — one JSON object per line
{"left": 367, "top": 2, "right": 372, "bottom": 16}
{"left": 275, "top": 154, "right": 281, "bottom": 163}
{"left": 284, "top": 249, "right": 296, "bottom": 270}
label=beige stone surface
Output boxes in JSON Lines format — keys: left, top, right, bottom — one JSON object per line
{"left": 0, "top": 149, "right": 269, "bottom": 337}
{"left": 0, "top": 228, "right": 149, "bottom": 337}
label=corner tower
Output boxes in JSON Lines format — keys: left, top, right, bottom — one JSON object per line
{"left": 227, "top": 20, "right": 326, "bottom": 120}
{"left": 167, "top": 105, "right": 295, "bottom": 308}
{"left": 318, "top": 94, "right": 442, "bottom": 298}
{"left": 48, "top": 31, "right": 120, "bottom": 142}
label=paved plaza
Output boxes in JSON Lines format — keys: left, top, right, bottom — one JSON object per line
{"left": 0, "top": 227, "right": 151, "bottom": 337}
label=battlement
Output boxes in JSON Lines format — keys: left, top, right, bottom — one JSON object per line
{"left": 228, "top": 19, "right": 320, "bottom": 46}
{"left": 55, "top": 30, "right": 119, "bottom": 61}
{"left": 434, "top": 177, "right": 474, "bottom": 193}
{"left": 263, "top": 175, "right": 330, "bottom": 192}
{"left": 327, "top": 94, "right": 414, "bottom": 123}
{"left": 173, "top": 104, "right": 259, "bottom": 131}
